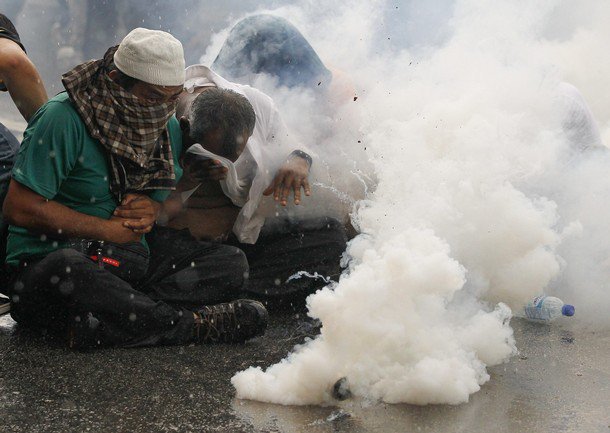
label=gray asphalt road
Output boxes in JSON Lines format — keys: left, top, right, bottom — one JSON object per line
{"left": 0, "top": 311, "right": 608, "bottom": 433}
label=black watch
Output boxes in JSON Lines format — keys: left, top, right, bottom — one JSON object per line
{"left": 290, "top": 149, "right": 312, "bottom": 168}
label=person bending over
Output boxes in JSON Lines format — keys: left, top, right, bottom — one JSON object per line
{"left": 164, "top": 65, "right": 347, "bottom": 302}
{"left": 211, "top": 14, "right": 354, "bottom": 107}
{"left": 3, "top": 28, "right": 267, "bottom": 348}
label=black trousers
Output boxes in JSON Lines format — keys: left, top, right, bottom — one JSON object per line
{"left": 8, "top": 217, "right": 346, "bottom": 346}
{"left": 229, "top": 217, "right": 347, "bottom": 299}
{"left": 9, "top": 227, "right": 248, "bottom": 348}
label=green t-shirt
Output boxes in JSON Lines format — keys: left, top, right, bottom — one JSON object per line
{"left": 5, "top": 92, "right": 183, "bottom": 266}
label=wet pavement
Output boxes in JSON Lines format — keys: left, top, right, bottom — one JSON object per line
{"left": 0, "top": 311, "right": 608, "bottom": 433}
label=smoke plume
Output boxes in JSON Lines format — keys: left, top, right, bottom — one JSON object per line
{"left": 226, "top": 0, "right": 610, "bottom": 405}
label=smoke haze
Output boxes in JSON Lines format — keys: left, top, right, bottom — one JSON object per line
{"left": 226, "top": 0, "right": 610, "bottom": 405}
{"left": 3, "top": 0, "right": 609, "bottom": 407}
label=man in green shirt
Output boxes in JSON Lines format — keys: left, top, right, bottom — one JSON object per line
{"left": 2, "top": 28, "right": 267, "bottom": 348}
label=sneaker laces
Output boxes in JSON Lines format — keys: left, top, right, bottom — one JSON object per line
{"left": 194, "top": 302, "right": 238, "bottom": 343}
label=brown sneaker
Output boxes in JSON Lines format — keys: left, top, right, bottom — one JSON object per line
{"left": 194, "top": 299, "right": 268, "bottom": 344}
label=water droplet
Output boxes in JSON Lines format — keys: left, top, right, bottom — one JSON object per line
{"left": 50, "top": 275, "right": 60, "bottom": 284}
{"left": 40, "top": 234, "right": 47, "bottom": 241}
{"left": 12, "top": 295, "right": 19, "bottom": 303}
{"left": 129, "top": 313, "right": 137, "bottom": 322}
{"left": 274, "top": 278, "right": 281, "bottom": 286}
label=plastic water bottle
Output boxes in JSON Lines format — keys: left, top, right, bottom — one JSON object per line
{"left": 521, "top": 295, "right": 575, "bottom": 322}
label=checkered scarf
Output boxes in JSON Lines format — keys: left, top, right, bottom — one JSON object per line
{"left": 62, "top": 46, "right": 176, "bottom": 202}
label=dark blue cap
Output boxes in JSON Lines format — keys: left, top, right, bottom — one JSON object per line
{"left": 562, "top": 304, "right": 575, "bottom": 316}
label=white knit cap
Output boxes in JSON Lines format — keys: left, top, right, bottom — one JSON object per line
{"left": 114, "top": 28, "right": 185, "bottom": 86}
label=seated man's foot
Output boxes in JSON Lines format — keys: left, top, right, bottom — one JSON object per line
{"left": 194, "top": 299, "right": 268, "bottom": 343}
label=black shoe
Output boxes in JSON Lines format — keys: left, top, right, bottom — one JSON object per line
{"left": 194, "top": 299, "right": 268, "bottom": 344}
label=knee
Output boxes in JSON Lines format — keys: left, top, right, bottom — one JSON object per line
{"left": 198, "top": 245, "right": 249, "bottom": 291}
{"left": 224, "top": 246, "right": 249, "bottom": 288}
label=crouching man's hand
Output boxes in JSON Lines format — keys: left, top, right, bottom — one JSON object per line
{"left": 263, "top": 150, "right": 312, "bottom": 206}
{"left": 182, "top": 153, "right": 228, "bottom": 184}
{"left": 113, "top": 193, "right": 161, "bottom": 234}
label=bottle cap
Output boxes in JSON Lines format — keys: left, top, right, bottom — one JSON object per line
{"left": 562, "top": 304, "right": 575, "bottom": 316}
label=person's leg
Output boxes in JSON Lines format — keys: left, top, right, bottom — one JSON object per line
{"left": 9, "top": 248, "right": 195, "bottom": 348}
{"left": 140, "top": 226, "right": 249, "bottom": 307}
{"left": 230, "top": 217, "right": 347, "bottom": 299}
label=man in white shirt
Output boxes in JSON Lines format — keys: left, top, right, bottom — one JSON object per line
{"left": 165, "top": 65, "right": 347, "bottom": 303}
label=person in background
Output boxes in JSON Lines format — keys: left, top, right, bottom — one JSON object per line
{"left": 164, "top": 64, "right": 347, "bottom": 304}
{"left": 2, "top": 28, "right": 267, "bottom": 347}
{"left": 554, "top": 81, "right": 605, "bottom": 153}
{"left": 0, "top": 13, "right": 47, "bottom": 122}
{"left": 0, "top": 12, "right": 48, "bottom": 315}
{"left": 212, "top": 14, "right": 355, "bottom": 108}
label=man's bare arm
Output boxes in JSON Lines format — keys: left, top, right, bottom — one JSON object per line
{"left": 3, "top": 179, "right": 141, "bottom": 244}
{"left": 0, "top": 39, "right": 48, "bottom": 121}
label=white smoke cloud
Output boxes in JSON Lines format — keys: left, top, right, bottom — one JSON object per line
{"left": 220, "top": 0, "right": 610, "bottom": 405}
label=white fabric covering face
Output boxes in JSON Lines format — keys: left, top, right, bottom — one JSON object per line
{"left": 184, "top": 144, "right": 250, "bottom": 207}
